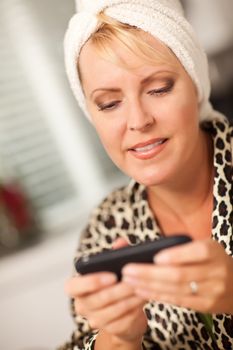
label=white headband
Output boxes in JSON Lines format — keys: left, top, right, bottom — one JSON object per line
{"left": 64, "top": 0, "right": 213, "bottom": 121}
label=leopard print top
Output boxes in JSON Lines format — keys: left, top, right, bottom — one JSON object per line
{"left": 59, "top": 116, "right": 233, "bottom": 350}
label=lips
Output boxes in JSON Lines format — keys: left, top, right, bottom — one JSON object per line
{"left": 129, "top": 138, "right": 167, "bottom": 151}
{"left": 128, "top": 138, "right": 168, "bottom": 160}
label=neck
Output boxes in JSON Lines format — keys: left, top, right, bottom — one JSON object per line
{"left": 148, "top": 130, "right": 214, "bottom": 218}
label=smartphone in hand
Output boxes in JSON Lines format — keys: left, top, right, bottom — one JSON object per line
{"left": 75, "top": 234, "right": 192, "bottom": 280}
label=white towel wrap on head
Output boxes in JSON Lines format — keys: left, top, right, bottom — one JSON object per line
{"left": 64, "top": 0, "right": 218, "bottom": 121}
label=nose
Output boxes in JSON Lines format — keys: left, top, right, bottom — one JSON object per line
{"left": 127, "top": 100, "right": 155, "bottom": 132}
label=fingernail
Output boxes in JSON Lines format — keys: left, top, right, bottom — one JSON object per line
{"left": 100, "top": 274, "right": 117, "bottom": 285}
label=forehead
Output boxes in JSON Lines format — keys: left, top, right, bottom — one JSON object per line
{"left": 78, "top": 31, "right": 182, "bottom": 88}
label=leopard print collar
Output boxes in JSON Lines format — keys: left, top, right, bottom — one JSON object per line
{"left": 128, "top": 116, "right": 233, "bottom": 254}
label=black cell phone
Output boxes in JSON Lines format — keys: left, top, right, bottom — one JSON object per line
{"left": 75, "top": 234, "right": 192, "bottom": 280}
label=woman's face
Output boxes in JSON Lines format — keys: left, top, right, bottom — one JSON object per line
{"left": 79, "top": 32, "right": 200, "bottom": 187}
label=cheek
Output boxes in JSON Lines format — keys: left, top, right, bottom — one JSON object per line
{"left": 168, "top": 90, "right": 199, "bottom": 131}
{"left": 160, "top": 92, "right": 199, "bottom": 159}
{"left": 182, "top": 102, "right": 199, "bottom": 138}
{"left": 181, "top": 84, "right": 199, "bottom": 122}
{"left": 88, "top": 102, "right": 127, "bottom": 165}
{"left": 93, "top": 120, "right": 125, "bottom": 160}
{"left": 97, "top": 129, "right": 114, "bottom": 149}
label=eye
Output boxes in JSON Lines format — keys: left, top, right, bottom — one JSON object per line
{"left": 147, "top": 83, "right": 174, "bottom": 96}
{"left": 97, "top": 100, "right": 121, "bottom": 111}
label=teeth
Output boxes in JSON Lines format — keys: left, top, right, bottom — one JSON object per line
{"left": 134, "top": 140, "right": 164, "bottom": 152}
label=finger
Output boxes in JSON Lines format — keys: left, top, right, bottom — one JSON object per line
{"left": 124, "top": 277, "right": 194, "bottom": 296}
{"left": 129, "top": 277, "right": 223, "bottom": 298}
{"left": 154, "top": 240, "right": 219, "bottom": 265}
{"left": 65, "top": 273, "right": 117, "bottom": 297}
{"left": 78, "top": 281, "right": 137, "bottom": 312}
{"left": 88, "top": 296, "right": 145, "bottom": 330}
{"left": 112, "top": 237, "right": 129, "bottom": 249}
{"left": 133, "top": 288, "right": 224, "bottom": 314}
{"left": 122, "top": 263, "right": 215, "bottom": 284}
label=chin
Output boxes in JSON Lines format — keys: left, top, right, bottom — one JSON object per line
{"left": 131, "top": 169, "right": 171, "bottom": 187}
{"left": 118, "top": 160, "right": 175, "bottom": 187}
{"left": 136, "top": 177, "right": 164, "bottom": 187}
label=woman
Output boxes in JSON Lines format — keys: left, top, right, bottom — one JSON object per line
{"left": 61, "top": 0, "right": 233, "bottom": 349}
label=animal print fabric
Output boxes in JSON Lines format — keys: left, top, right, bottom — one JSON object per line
{"left": 59, "top": 116, "right": 233, "bottom": 350}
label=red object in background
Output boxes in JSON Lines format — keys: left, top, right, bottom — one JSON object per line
{"left": 0, "top": 182, "right": 32, "bottom": 232}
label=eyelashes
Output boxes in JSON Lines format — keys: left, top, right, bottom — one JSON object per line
{"left": 97, "top": 100, "right": 121, "bottom": 111}
{"left": 147, "top": 81, "right": 174, "bottom": 96}
{"left": 96, "top": 80, "right": 175, "bottom": 112}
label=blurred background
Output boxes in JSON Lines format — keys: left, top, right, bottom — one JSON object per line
{"left": 0, "top": 0, "right": 232, "bottom": 349}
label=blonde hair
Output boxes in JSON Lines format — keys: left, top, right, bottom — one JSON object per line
{"left": 78, "top": 12, "right": 178, "bottom": 77}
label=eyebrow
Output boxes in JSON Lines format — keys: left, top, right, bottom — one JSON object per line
{"left": 90, "top": 88, "right": 120, "bottom": 100}
{"left": 90, "top": 70, "right": 175, "bottom": 99}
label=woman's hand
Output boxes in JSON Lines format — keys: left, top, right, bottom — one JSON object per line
{"left": 122, "top": 239, "right": 233, "bottom": 314}
{"left": 65, "top": 239, "right": 147, "bottom": 344}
